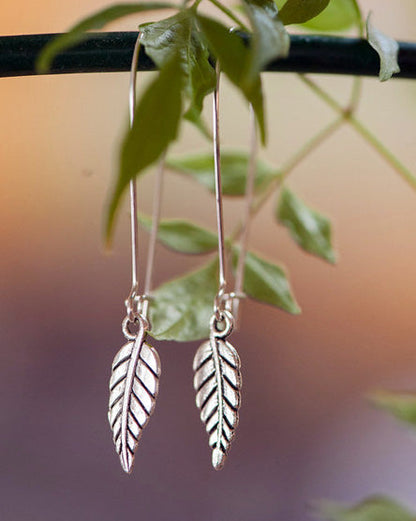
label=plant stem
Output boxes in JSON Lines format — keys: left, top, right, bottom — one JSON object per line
{"left": 348, "top": 76, "right": 362, "bottom": 113}
{"left": 347, "top": 0, "right": 364, "bottom": 113}
{"left": 228, "top": 116, "right": 344, "bottom": 243}
{"left": 279, "top": 117, "right": 345, "bottom": 183}
{"left": 206, "top": 0, "right": 250, "bottom": 32}
{"left": 299, "top": 75, "right": 416, "bottom": 191}
{"left": 191, "top": 0, "right": 204, "bottom": 8}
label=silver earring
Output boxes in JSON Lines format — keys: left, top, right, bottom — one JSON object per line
{"left": 108, "top": 33, "right": 165, "bottom": 474}
{"left": 193, "top": 69, "right": 257, "bottom": 470}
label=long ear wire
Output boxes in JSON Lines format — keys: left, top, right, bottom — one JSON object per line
{"left": 126, "top": 32, "right": 165, "bottom": 322}
{"left": 108, "top": 32, "right": 165, "bottom": 475}
{"left": 212, "top": 64, "right": 228, "bottom": 320}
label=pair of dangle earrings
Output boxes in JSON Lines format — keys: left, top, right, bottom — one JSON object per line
{"left": 108, "top": 34, "right": 257, "bottom": 473}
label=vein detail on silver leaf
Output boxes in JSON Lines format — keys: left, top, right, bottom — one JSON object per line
{"left": 108, "top": 320, "right": 161, "bottom": 473}
{"left": 193, "top": 312, "right": 242, "bottom": 470}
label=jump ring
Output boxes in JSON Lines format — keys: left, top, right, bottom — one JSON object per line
{"left": 210, "top": 309, "right": 234, "bottom": 338}
{"left": 122, "top": 314, "right": 150, "bottom": 341}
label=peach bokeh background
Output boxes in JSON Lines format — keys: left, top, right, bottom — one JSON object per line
{"left": 1, "top": 1, "right": 416, "bottom": 520}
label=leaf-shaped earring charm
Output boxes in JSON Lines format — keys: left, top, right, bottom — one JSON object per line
{"left": 109, "top": 316, "right": 161, "bottom": 473}
{"left": 193, "top": 310, "right": 242, "bottom": 470}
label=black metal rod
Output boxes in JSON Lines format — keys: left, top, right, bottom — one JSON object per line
{"left": 1, "top": 31, "right": 416, "bottom": 79}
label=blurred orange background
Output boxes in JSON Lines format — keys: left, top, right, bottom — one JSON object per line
{"left": 1, "top": 1, "right": 416, "bottom": 519}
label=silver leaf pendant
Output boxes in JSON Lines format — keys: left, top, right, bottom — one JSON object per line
{"left": 108, "top": 322, "right": 161, "bottom": 473}
{"left": 193, "top": 314, "right": 242, "bottom": 470}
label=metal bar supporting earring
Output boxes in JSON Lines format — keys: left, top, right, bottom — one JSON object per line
{"left": 107, "top": 33, "right": 162, "bottom": 475}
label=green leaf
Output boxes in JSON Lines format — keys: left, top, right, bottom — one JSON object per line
{"left": 166, "top": 150, "right": 279, "bottom": 195}
{"left": 369, "top": 390, "right": 416, "bottom": 427}
{"left": 197, "top": 15, "right": 266, "bottom": 144}
{"left": 277, "top": 188, "right": 336, "bottom": 263}
{"left": 366, "top": 12, "right": 400, "bottom": 82}
{"left": 140, "top": 11, "right": 216, "bottom": 130}
{"left": 301, "top": 0, "right": 360, "bottom": 32}
{"left": 36, "top": 3, "right": 174, "bottom": 73}
{"left": 315, "top": 496, "right": 415, "bottom": 521}
{"left": 106, "top": 56, "right": 183, "bottom": 241}
{"left": 182, "top": 21, "right": 217, "bottom": 130}
{"left": 243, "top": 0, "right": 290, "bottom": 84}
{"left": 140, "top": 11, "right": 192, "bottom": 68}
{"left": 149, "top": 259, "right": 218, "bottom": 341}
{"left": 236, "top": 251, "right": 300, "bottom": 313}
{"left": 140, "top": 216, "right": 218, "bottom": 254}
{"left": 278, "top": 0, "right": 330, "bottom": 25}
